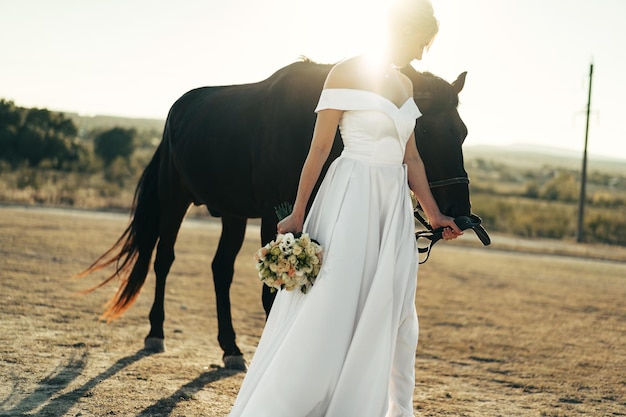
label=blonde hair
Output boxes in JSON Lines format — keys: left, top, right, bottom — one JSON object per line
{"left": 388, "top": 0, "right": 439, "bottom": 46}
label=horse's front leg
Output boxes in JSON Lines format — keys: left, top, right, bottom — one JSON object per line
{"left": 260, "top": 214, "right": 279, "bottom": 317}
{"left": 212, "top": 215, "right": 247, "bottom": 370}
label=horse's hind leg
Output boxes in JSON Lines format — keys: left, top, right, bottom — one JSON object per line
{"left": 144, "top": 195, "right": 191, "bottom": 352}
{"left": 212, "top": 214, "right": 247, "bottom": 370}
{"left": 260, "top": 213, "right": 279, "bottom": 316}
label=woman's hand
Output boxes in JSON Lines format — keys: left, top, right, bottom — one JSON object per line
{"left": 429, "top": 213, "right": 463, "bottom": 241}
{"left": 277, "top": 213, "right": 304, "bottom": 235}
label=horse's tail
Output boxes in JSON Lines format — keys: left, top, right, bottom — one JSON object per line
{"left": 78, "top": 143, "right": 162, "bottom": 321}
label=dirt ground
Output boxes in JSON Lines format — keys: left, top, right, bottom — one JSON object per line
{"left": 1, "top": 205, "right": 625, "bottom": 417}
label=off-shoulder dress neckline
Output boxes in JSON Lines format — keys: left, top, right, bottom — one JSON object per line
{"left": 320, "top": 88, "right": 413, "bottom": 110}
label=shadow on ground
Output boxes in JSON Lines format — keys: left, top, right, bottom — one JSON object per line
{"left": 0, "top": 345, "right": 241, "bottom": 417}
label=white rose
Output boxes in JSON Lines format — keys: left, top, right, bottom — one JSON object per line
{"left": 279, "top": 233, "right": 295, "bottom": 254}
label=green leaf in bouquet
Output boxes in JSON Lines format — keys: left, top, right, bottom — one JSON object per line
{"left": 274, "top": 202, "right": 294, "bottom": 221}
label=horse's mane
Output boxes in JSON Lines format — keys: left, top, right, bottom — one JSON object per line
{"left": 264, "top": 56, "right": 331, "bottom": 88}
{"left": 296, "top": 55, "right": 318, "bottom": 64}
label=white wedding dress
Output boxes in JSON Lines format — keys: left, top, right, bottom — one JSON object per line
{"left": 229, "top": 88, "right": 422, "bottom": 417}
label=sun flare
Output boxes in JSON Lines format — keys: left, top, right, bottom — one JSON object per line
{"left": 289, "top": 0, "right": 391, "bottom": 64}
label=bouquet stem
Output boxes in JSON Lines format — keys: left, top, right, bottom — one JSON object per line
{"left": 275, "top": 202, "right": 293, "bottom": 221}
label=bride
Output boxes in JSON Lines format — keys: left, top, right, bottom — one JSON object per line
{"left": 229, "top": 0, "right": 462, "bottom": 415}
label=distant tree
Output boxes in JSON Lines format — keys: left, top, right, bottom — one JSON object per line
{"left": 0, "top": 100, "right": 22, "bottom": 163}
{"left": 93, "top": 127, "right": 136, "bottom": 166}
{"left": 45, "top": 113, "right": 81, "bottom": 169}
{"left": 15, "top": 108, "right": 79, "bottom": 168}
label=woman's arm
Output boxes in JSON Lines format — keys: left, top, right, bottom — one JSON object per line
{"left": 403, "top": 132, "right": 463, "bottom": 239}
{"left": 277, "top": 108, "right": 342, "bottom": 234}
{"left": 277, "top": 60, "right": 358, "bottom": 234}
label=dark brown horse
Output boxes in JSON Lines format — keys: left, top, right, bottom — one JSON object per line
{"left": 80, "top": 59, "right": 472, "bottom": 369}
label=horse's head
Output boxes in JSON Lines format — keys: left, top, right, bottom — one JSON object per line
{"left": 402, "top": 66, "right": 470, "bottom": 219}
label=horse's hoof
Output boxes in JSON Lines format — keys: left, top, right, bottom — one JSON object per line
{"left": 144, "top": 337, "right": 166, "bottom": 353}
{"left": 223, "top": 355, "right": 247, "bottom": 370}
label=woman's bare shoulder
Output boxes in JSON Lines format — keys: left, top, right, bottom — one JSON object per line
{"left": 323, "top": 56, "right": 372, "bottom": 89}
{"left": 324, "top": 56, "right": 413, "bottom": 99}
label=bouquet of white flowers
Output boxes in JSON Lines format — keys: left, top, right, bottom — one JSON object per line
{"left": 254, "top": 203, "right": 323, "bottom": 294}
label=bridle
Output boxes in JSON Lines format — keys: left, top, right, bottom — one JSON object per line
{"left": 414, "top": 175, "right": 491, "bottom": 264}
{"left": 410, "top": 75, "right": 487, "bottom": 263}
{"left": 428, "top": 176, "right": 470, "bottom": 189}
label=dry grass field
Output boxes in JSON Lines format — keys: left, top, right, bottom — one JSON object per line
{"left": 1, "top": 206, "right": 625, "bottom": 417}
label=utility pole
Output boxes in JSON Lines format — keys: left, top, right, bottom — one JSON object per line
{"left": 576, "top": 62, "right": 593, "bottom": 243}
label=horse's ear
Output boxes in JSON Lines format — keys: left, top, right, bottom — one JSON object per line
{"left": 452, "top": 72, "right": 467, "bottom": 94}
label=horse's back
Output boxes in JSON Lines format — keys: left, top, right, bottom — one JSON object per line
{"left": 167, "top": 60, "right": 331, "bottom": 147}
{"left": 161, "top": 60, "right": 335, "bottom": 216}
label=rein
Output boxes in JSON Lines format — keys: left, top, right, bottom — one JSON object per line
{"left": 415, "top": 212, "right": 491, "bottom": 264}
{"left": 414, "top": 175, "right": 490, "bottom": 264}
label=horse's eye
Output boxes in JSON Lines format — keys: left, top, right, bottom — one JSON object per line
{"left": 419, "top": 126, "right": 429, "bottom": 134}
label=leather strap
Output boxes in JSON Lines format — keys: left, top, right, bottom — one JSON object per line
{"left": 414, "top": 213, "right": 491, "bottom": 264}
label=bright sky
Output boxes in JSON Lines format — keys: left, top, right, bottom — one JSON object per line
{"left": 2, "top": 0, "right": 626, "bottom": 160}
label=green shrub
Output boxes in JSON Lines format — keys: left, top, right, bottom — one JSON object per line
{"left": 104, "top": 156, "right": 132, "bottom": 186}
{"left": 585, "top": 213, "right": 626, "bottom": 245}
{"left": 16, "top": 168, "right": 40, "bottom": 190}
{"left": 541, "top": 171, "right": 578, "bottom": 202}
{"left": 523, "top": 181, "right": 540, "bottom": 198}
